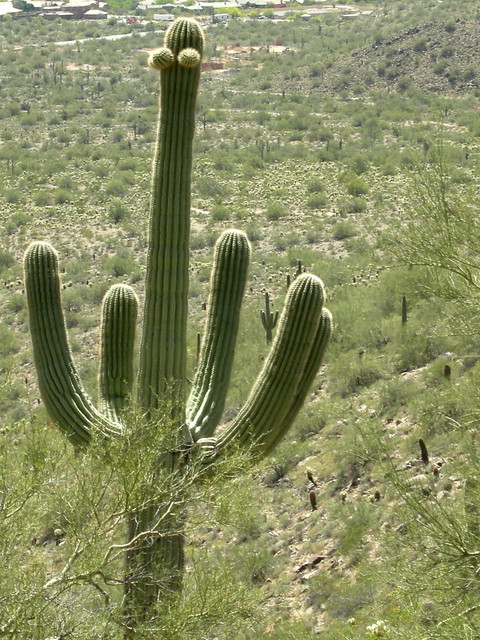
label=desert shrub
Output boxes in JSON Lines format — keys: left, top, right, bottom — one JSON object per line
{"left": 102, "top": 248, "right": 140, "bottom": 280}
{"left": 3, "top": 189, "right": 22, "bottom": 204}
{"left": 306, "top": 193, "right": 328, "bottom": 210}
{"left": 306, "top": 178, "right": 325, "bottom": 193}
{"left": 461, "top": 66, "right": 477, "bottom": 82}
{"left": 329, "top": 351, "right": 385, "bottom": 398}
{"left": 32, "top": 190, "right": 52, "bottom": 206}
{"left": 433, "top": 59, "right": 448, "bottom": 75}
{"left": 105, "top": 179, "right": 126, "bottom": 197}
{"left": 332, "top": 221, "right": 358, "bottom": 240}
{"left": 107, "top": 199, "right": 129, "bottom": 224}
{"left": 265, "top": 201, "right": 288, "bottom": 221}
{"left": 440, "top": 45, "right": 454, "bottom": 58}
{"left": 211, "top": 204, "right": 231, "bottom": 221}
{"left": 9, "top": 211, "right": 29, "bottom": 227}
{"left": 338, "top": 197, "right": 367, "bottom": 214}
{"left": 0, "top": 250, "right": 14, "bottom": 271}
{"left": 376, "top": 377, "right": 417, "bottom": 418}
{"left": 196, "top": 177, "right": 231, "bottom": 198}
{"left": 345, "top": 177, "right": 369, "bottom": 197}
{"left": 347, "top": 155, "right": 369, "bottom": 175}
{"left": 381, "top": 163, "right": 397, "bottom": 176}
{"left": 53, "top": 189, "right": 73, "bottom": 205}
{"left": 413, "top": 36, "right": 427, "bottom": 52}
{"left": 397, "top": 75, "right": 410, "bottom": 92}
{"left": 57, "top": 175, "right": 75, "bottom": 190}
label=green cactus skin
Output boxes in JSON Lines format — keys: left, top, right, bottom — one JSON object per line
{"left": 24, "top": 241, "right": 121, "bottom": 446}
{"left": 263, "top": 307, "right": 332, "bottom": 454}
{"left": 138, "top": 18, "right": 204, "bottom": 415}
{"left": 216, "top": 274, "right": 330, "bottom": 458}
{"left": 23, "top": 18, "right": 332, "bottom": 630}
{"left": 401, "top": 293, "right": 408, "bottom": 325}
{"left": 99, "top": 284, "right": 138, "bottom": 422}
{"left": 187, "top": 229, "right": 251, "bottom": 439}
{"left": 260, "top": 291, "right": 278, "bottom": 344}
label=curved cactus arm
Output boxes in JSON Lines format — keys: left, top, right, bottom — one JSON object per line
{"left": 24, "top": 241, "right": 122, "bottom": 446}
{"left": 187, "top": 230, "right": 250, "bottom": 439}
{"left": 215, "top": 274, "right": 330, "bottom": 459}
{"left": 99, "top": 284, "right": 138, "bottom": 423}
{"left": 260, "top": 291, "right": 278, "bottom": 344}
{"left": 261, "top": 308, "right": 332, "bottom": 455}
{"left": 138, "top": 18, "right": 204, "bottom": 416}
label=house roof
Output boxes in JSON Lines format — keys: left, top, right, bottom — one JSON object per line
{"left": 199, "top": 1, "right": 239, "bottom": 8}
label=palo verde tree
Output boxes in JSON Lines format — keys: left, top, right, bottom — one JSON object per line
{"left": 23, "top": 18, "right": 332, "bottom": 635}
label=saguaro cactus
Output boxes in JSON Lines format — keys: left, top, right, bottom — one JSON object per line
{"left": 260, "top": 291, "right": 279, "bottom": 344}
{"left": 23, "top": 18, "right": 332, "bottom": 632}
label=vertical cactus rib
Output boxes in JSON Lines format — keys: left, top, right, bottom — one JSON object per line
{"left": 24, "top": 241, "right": 121, "bottom": 446}
{"left": 216, "top": 274, "right": 329, "bottom": 458}
{"left": 187, "top": 230, "right": 250, "bottom": 439}
{"left": 262, "top": 308, "right": 332, "bottom": 455}
{"left": 99, "top": 284, "right": 138, "bottom": 423}
{"left": 138, "top": 18, "right": 204, "bottom": 415}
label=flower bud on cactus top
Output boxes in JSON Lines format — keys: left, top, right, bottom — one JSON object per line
{"left": 178, "top": 48, "right": 202, "bottom": 69}
{"left": 149, "top": 47, "right": 174, "bottom": 70}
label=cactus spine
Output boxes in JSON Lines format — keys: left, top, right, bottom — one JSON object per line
{"left": 260, "top": 291, "right": 279, "bottom": 344}
{"left": 23, "top": 18, "right": 332, "bottom": 631}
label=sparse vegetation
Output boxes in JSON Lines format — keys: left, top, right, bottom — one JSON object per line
{"left": 1, "top": 1, "right": 480, "bottom": 637}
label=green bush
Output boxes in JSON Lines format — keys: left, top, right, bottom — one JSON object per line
{"left": 332, "top": 221, "right": 358, "bottom": 240}
{"left": 53, "top": 189, "right": 73, "bottom": 205}
{"left": 347, "top": 155, "right": 369, "bottom": 175}
{"left": 306, "top": 193, "right": 328, "bottom": 210}
{"left": 338, "top": 197, "right": 367, "bottom": 214}
{"left": 346, "top": 178, "right": 369, "bottom": 197}
{"left": 105, "top": 179, "right": 126, "bottom": 197}
{"left": 0, "top": 250, "right": 14, "bottom": 271}
{"left": 211, "top": 204, "right": 231, "bottom": 221}
{"left": 440, "top": 45, "right": 454, "bottom": 58}
{"left": 4, "top": 189, "right": 21, "bottom": 204}
{"left": 265, "top": 200, "right": 288, "bottom": 221}
{"left": 107, "top": 199, "right": 129, "bottom": 224}
{"left": 307, "top": 178, "right": 325, "bottom": 193}
{"left": 32, "top": 190, "right": 52, "bottom": 207}
{"left": 413, "top": 36, "right": 427, "bottom": 52}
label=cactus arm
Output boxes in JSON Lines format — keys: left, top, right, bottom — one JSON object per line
{"left": 138, "top": 19, "right": 204, "bottom": 415}
{"left": 261, "top": 308, "right": 332, "bottom": 454}
{"left": 187, "top": 230, "right": 250, "bottom": 439}
{"left": 24, "top": 242, "right": 122, "bottom": 446}
{"left": 99, "top": 284, "right": 138, "bottom": 423}
{"left": 215, "top": 274, "right": 329, "bottom": 459}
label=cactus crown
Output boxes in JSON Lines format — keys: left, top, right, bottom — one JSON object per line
{"left": 148, "top": 18, "right": 204, "bottom": 71}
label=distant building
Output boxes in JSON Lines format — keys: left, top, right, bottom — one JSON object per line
{"left": 153, "top": 13, "right": 175, "bottom": 20}
{"left": 41, "top": 10, "right": 74, "bottom": 18}
{"left": 200, "top": 1, "right": 239, "bottom": 10}
{"left": 84, "top": 7, "right": 107, "bottom": 17}
{"left": 0, "top": 2, "right": 25, "bottom": 19}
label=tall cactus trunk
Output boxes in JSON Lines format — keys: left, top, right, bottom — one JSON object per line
{"left": 126, "top": 21, "right": 204, "bottom": 626}
{"left": 138, "top": 21, "right": 204, "bottom": 416}
{"left": 123, "top": 505, "right": 185, "bottom": 637}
